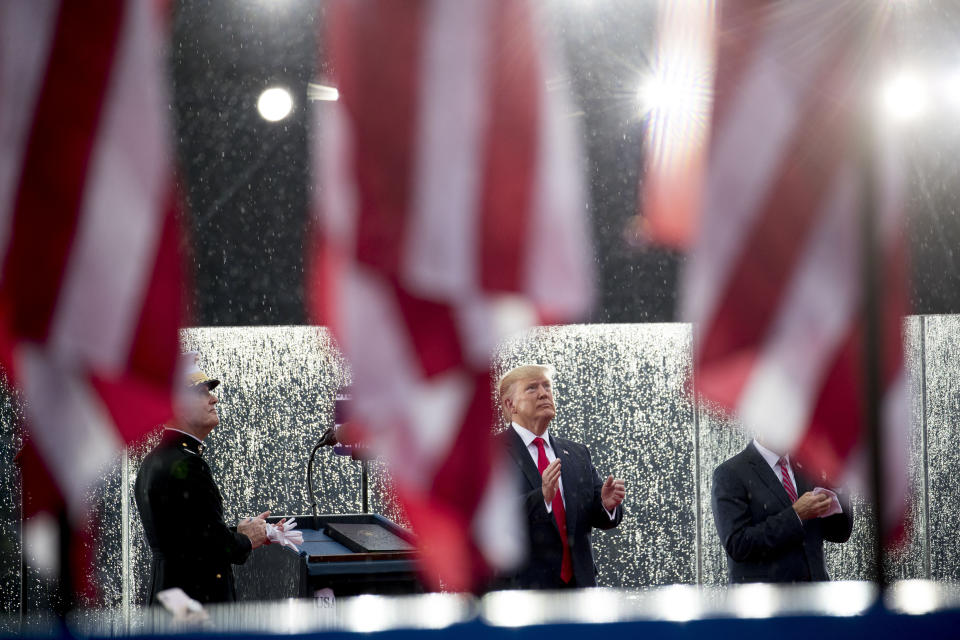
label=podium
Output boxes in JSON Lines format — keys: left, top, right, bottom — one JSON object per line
{"left": 236, "top": 514, "right": 421, "bottom": 600}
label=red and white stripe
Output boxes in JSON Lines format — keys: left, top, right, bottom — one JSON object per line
{"left": 0, "top": 0, "right": 183, "bottom": 518}
{"left": 682, "top": 1, "right": 908, "bottom": 535}
{"left": 778, "top": 459, "right": 798, "bottom": 503}
{"left": 312, "top": 0, "right": 591, "bottom": 589}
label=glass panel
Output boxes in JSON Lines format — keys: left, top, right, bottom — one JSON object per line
{"left": 124, "top": 327, "right": 356, "bottom": 603}
{"left": 495, "top": 324, "right": 696, "bottom": 587}
{"left": 1, "top": 318, "right": 956, "bottom": 608}
{"left": 0, "top": 385, "right": 23, "bottom": 613}
{"left": 920, "top": 315, "right": 960, "bottom": 581}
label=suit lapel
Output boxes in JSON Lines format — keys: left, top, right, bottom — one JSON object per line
{"left": 504, "top": 428, "right": 542, "bottom": 491}
{"left": 745, "top": 442, "right": 793, "bottom": 510}
{"left": 553, "top": 435, "right": 579, "bottom": 536}
{"left": 503, "top": 429, "right": 578, "bottom": 536}
{"left": 793, "top": 460, "right": 814, "bottom": 495}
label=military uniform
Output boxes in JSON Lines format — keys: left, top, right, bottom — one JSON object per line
{"left": 135, "top": 429, "right": 252, "bottom": 604}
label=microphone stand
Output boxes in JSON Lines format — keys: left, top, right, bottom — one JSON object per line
{"left": 347, "top": 444, "right": 370, "bottom": 513}
{"left": 307, "top": 428, "right": 335, "bottom": 531}
{"left": 308, "top": 423, "right": 371, "bottom": 526}
{"left": 361, "top": 460, "right": 368, "bottom": 513}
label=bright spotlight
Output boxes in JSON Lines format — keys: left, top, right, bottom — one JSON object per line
{"left": 637, "top": 69, "right": 707, "bottom": 121}
{"left": 257, "top": 87, "right": 293, "bottom": 122}
{"left": 881, "top": 72, "right": 928, "bottom": 123}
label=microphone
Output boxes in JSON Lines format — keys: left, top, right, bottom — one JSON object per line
{"left": 322, "top": 425, "right": 372, "bottom": 460}
{"left": 315, "top": 390, "right": 351, "bottom": 448}
{"left": 326, "top": 395, "right": 371, "bottom": 459}
{"left": 307, "top": 425, "right": 341, "bottom": 527}
{"left": 306, "top": 391, "right": 355, "bottom": 526}
{"left": 317, "top": 425, "right": 368, "bottom": 456}
{"left": 317, "top": 426, "right": 340, "bottom": 448}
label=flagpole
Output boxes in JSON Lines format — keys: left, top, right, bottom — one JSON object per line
{"left": 859, "top": 87, "right": 887, "bottom": 595}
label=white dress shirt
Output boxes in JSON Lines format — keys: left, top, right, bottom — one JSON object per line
{"left": 752, "top": 439, "right": 798, "bottom": 491}
{"left": 512, "top": 422, "right": 617, "bottom": 519}
{"left": 752, "top": 439, "right": 802, "bottom": 522}
{"left": 512, "top": 422, "right": 565, "bottom": 513}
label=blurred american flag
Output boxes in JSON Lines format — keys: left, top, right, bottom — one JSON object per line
{"left": 311, "top": 0, "right": 593, "bottom": 590}
{"left": 0, "top": 0, "right": 183, "bottom": 524}
{"left": 670, "top": 0, "right": 909, "bottom": 538}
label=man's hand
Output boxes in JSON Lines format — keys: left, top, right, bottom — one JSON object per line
{"left": 238, "top": 510, "right": 270, "bottom": 549}
{"left": 541, "top": 459, "right": 562, "bottom": 504}
{"left": 792, "top": 492, "right": 832, "bottom": 520}
{"left": 601, "top": 475, "right": 625, "bottom": 512}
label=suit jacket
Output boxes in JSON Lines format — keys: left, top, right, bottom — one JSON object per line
{"left": 496, "top": 428, "right": 623, "bottom": 589}
{"left": 712, "top": 441, "right": 853, "bottom": 583}
{"left": 134, "top": 430, "right": 252, "bottom": 604}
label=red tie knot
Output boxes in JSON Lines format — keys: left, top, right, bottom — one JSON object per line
{"left": 778, "top": 456, "right": 798, "bottom": 503}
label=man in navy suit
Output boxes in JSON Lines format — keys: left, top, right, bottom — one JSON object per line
{"left": 712, "top": 438, "right": 853, "bottom": 583}
{"left": 496, "top": 364, "right": 625, "bottom": 589}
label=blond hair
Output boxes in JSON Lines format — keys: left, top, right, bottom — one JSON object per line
{"left": 497, "top": 364, "right": 555, "bottom": 422}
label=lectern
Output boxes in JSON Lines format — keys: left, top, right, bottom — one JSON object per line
{"left": 236, "top": 513, "right": 421, "bottom": 600}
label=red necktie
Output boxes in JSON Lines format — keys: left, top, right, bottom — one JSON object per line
{"left": 533, "top": 437, "right": 573, "bottom": 583}
{"left": 778, "top": 457, "right": 798, "bottom": 503}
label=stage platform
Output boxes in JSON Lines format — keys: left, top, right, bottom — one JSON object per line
{"left": 5, "top": 581, "right": 960, "bottom": 639}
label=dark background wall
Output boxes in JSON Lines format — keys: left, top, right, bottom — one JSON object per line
{"left": 170, "top": 0, "right": 960, "bottom": 327}
{"left": 173, "top": 0, "right": 317, "bottom": 325}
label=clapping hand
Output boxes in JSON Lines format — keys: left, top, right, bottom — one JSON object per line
{"left": 601, "top": 475, "right": 625, "bottom": 512}
{"left": 238, "top": 510, "right": 270, "bottom": 549}
{"left": 541, "top": 459, "right": 562, "bottom": 504}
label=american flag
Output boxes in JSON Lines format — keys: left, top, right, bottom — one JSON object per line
{"left": 0, "top": 0, "right": 183, "bottom": 523}
{"left": 680, "top": 1, "right": 909, "bottom": 537}
{"left": 311, "top": 0, "right": 592, "bottom": 590}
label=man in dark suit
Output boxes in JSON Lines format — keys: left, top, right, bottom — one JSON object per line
{"left": 495, "top": 364, "right": 625, "bottom": 589}
{"left": 135, "top": 351, "right": 269, "bottom": 604}
{"left": 712, "top": 438, "right": 853, "bottom": 583}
